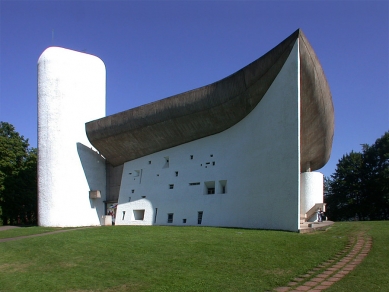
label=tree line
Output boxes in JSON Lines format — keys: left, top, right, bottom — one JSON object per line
{"left": 325, "top": 131, "right": 389, "bottom": 221}
{"left": 0, "top": 122, "right": 37, "bottom": 225}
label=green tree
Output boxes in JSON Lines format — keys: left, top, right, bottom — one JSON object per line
{"left": 325, "top": 131, "right": 389, "bottom": 221}
{"left": 0, "top": 122, "right": 37, "bottom": 225}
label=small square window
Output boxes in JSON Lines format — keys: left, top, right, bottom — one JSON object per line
{"left": 183, "top": 219, "right": 187, "bottom": 223}
{"left": 190, "top": 155, "right": 194, "bottom": 160}
{"left": 169, "top": 184, "right": 174, "bottom": 189}
{"left": 148, "top": 161, "right": 151, "bottom": 164}
{"left": 132, "top": 189, "right": 135, "bottom": 193}
{"left": 133, "top": 209, "right": 145, "bottom": 220}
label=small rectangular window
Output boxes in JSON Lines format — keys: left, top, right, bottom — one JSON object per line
{"left": 164, "top": 156, "right": 170, "bottom": 168}
{"left": 167, "top": 213, "right": 174, "bottom": 223}
{"left": 132, "top": 189, "right": 135, "bottom": 193}
{"left": 169, "top": 184, "right": 174, "bottom": 189}
{"left": 128, "top": 197, "right": 131, "bottom": 202}
{"left": 141, "top": 196, "right": 146, "bottom": 198}
{"left": 198, "top": 211, "right": 203, "bottom": 225}
{"left": 183, "top": 219, "right": 187, "bottom": 223}
{"left": 148, "top": 161, "right": 151, "bottom": 164}
{"left": 219, "top": 180, "right": 227, "bottom": 194}
{"left": 175, "top": 171, "right": 178, "bottom": 177}
{"left": 190, "top": 155, "right": 193, "bottom": 160}
{"left": 154, "top": 208, "right": 158, "bottom": 223}
{"left": 189, "top": 182, "right": 200, "bottom": 186}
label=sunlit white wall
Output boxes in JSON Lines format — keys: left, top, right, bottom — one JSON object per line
{"left": 38, "top": 47, "right": 106, "bottom": 227}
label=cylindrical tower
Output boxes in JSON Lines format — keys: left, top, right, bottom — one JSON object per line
{"left": 38, "top": 47, "right": 106, "bottom": 227}
{"left": 300, "top": 172, "right": 324, "bottom": 216}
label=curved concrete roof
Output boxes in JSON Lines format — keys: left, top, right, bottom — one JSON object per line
{"left": 86, "top": 29, "right": 334, "bottom": 171}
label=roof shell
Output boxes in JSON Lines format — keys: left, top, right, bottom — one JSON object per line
{"left": 86, "top": 29, "right": 334, "bottom": 171}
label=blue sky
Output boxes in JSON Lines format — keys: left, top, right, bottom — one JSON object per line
{"left": 0, "top": 0, "right": 388, "bottom": 178}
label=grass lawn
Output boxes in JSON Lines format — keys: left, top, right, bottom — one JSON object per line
{"left": 0, "top": 222, "right": 388, "bottom": 291}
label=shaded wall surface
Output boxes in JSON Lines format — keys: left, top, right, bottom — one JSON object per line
{"left": 115, "top": 40, "right": 301, "bottom": 231}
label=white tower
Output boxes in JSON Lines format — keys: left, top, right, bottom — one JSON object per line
{"left": 38, "top": 47, "right": 106, "bottom": 227}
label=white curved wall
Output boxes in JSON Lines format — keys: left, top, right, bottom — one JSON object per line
{"left": 300, "top": 172, "right": 324, "bottom": 215}
{"left": 38, "top": 47, "right": 106, "bottom": 227}
{"left": 116, "top": 40, "right": 301, "bottom": 231}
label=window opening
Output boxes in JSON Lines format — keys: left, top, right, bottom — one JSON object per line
{"left": 210, "top": 154, "right": 213, "bottom": 157}
{"left": 204, "top": 181, "right": 215, "bottom": 195}
{"left": 169, "top": 184, "right": 174, "bottom": 189}
{"left": 212, "top": 161, "right": 215, "bottom": 166}
{"left": 154, "top": 208, "right": 158, "bottom": 223}
{"left": 148, "top": 161, "right": 151, "bottom": 164}
{"left": 132, "top": 189, "right": 134, "bottom": 193}
{"left": 128, "top": 197, "right": 131, "bottom": 202}
{"left": 189, "top": 182, "right": 200, "bottom": 186}
{"left": 219, "top": 180, "right": 227, "bottom": 194}
{"left": 141, "top": 196, "right": 146, "bottom": 198}
{"left": 175, "top": 171, "right": 178, "bottom": 177}
{"left": 122, "top": 211, "right": 126, "bottom": 220}
{"left": 164, "top": 156, "right": 170, "bottom": 168}
{"left": 133, "top": 209, "right": 145, "bottom": 220}
{"left": 183, "top": 219, "right": 187, "bottom": 223}
{"left": 190, "top": 155, "right": 193, "bottom": 160}
{"left": 167, "top": 213, "right": 174, "bottom": 223}
{"left": 198, "top": 211, "right": 203, "bottom": 224}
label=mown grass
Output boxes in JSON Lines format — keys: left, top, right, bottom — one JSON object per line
{"left": 0, "top": 222, "right": 388, "bottom": 291}
{"left": 0, "top": 226, "right": 69, "bottom": 239}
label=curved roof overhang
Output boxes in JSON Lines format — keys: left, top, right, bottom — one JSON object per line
{"left": 86, "top": 29, "right": 334, "bottom": 171}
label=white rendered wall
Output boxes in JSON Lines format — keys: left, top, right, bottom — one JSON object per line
{"left": 300, "top": 172, "right": 324, "bottom": 215}
{"left": 38, "top": 47, "right": 106, "bottom": 227}
{"left": 116, "top": 40, "right": 301, "bottom": 231}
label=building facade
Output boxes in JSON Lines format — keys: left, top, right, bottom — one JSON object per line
{"left": 38, "top": 29, "right": 334, "bottom": 231}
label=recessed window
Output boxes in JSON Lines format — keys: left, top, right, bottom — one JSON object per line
{"left": 198, "top": 211, "right": 203, "bottom": 225}
{"left": 204, "top": 181, "right": 215, "bottom": 195}
{"left": 141, "top": 196, "right": 146, "bottom": 198}
{"left": 133, "top": 209, "right": 145, "bottom": 221}
{"left": 132, "top": 189, "right": 135, "bottom": 193}
{"left": 128, "top": 197, "right": 131, "bottom": 202}
{"left": 169, "top": 184, "right": 174, "bottom": 189}
{"left": 154, "top": 208, "right": 158, "bottom": 223}
{"left": 190, "top": 155, "right": 193, "bottom": 160}
{"left": 183, "top": 219, "right": 187, "bottom": 223}
{"left": 210, "top": 154, "right": 213, "bottom": 157}
{"left": 212, "top": 161, "right": 215, "bottom": 166}
{"left": 175, "top": 171, "right": 178, "bottom": 177}
{"left": 148, "top": 161, "right": 151, "bottom": 164}
{"left": 122, "top": 211, "right": 126, "bottom": 220}
{"left": 189, "top": 182, "right": 200, "bottom": 186}
{"left": 164, "top": 156, "right": 170, "bottom": 168}
{"left": 219, "top": 180, "right": 227, "bottom": 194}
{"left": 167, "top": 213, "right": 174, "bottom": 223}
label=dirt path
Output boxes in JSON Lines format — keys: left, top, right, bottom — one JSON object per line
{"left": 273, "top": 231, "right": 372, "bottom": 291}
